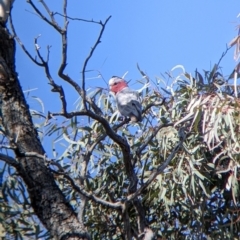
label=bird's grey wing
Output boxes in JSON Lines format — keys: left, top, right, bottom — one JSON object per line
{"left": 117, "top": 89, "right": 140, "bottom": 103}
{"left": 117, "top": 100, "right": 142, "bottom": 121}
{"left": 116, "top": 89, "right": 142, "bottom": 121}
{"left": 130, "top": 100, "right": 142, "bottom": 121}
{"left": 126, "top": 90, "right": 142, "bottom": 120}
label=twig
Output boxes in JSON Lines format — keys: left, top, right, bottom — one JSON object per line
{"left": 142, "top": 98, "right": 166, "bottom": 114}
{"left": 0, "top": 145, "right": 16, "bottom": 150}
{"left": 87, "top": 119, "right": 129, "bottom": 155}
{"left": 63, "top": 0, "right": 67, "bottom": 24}
{"left": 33, "top": 36, "right": 68, "bottom": 114}
{"left": 56, "top": 2, "right": 84, "bottom": 99}
{"left": 52, "top": 169, "right": 123, "bottom": 209}
{"left": 27, "top": 0, "right": 86, "bottom": 102}
{"left": 50, "top": 109, "right": 130, "bottom": 153}
{"left": 9, "top": 13, "right": 43, "bottom": 66}
{"left": 216, "top": 45, "right": 232, "bottom": 68}
{"left": 85, "top": 97, "right": 103, "bottom": 116}
{"left": 11, "top": 5, "right": 68, "bottom": 114}
{"left": 27, "top": 0, "right": 62, "bottom": 33}
{"left": 81, "top": 15, "right": 112, "bottom": 109}
{"left": 39, "top": 0, "right": 56, "bottom": 24}
{"left": 53, "top": 12, "right": 107, "bottom": 25}
{"left": 136, "top": 123, "right": 173, "bottom": 156}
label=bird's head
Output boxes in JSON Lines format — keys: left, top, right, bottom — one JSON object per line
{"left": 109, "top": 76, "right": 128, "bottom": 94}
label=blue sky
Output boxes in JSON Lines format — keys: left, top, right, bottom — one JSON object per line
{"left": 11, "top": 1, "right": 239, "bottom": 105}
{"left": 8, "top": 1, "right": 240, "bottom": 152}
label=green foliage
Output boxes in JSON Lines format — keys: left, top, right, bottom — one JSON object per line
{"left": 1, "top": 64, "right": 240, "bottom": 239}
{"left": 69, "top": 65, "right": 240, "bottom": 239}
{"left": 0, "top": 164, "right": 50, "bottom": 239}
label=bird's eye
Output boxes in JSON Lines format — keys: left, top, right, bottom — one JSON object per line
{"left": 113, "top": 82, "right": 118, "bottom": 85}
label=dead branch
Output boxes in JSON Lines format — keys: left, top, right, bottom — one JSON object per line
{"left": 81, "top": 15, "right": 111, "bottom": 109}
{"left": 27, "top": 0, "right": 62, "bottom": 33}
{"left": 0, "top": 153, "right": 19, "bottom": 167}
{"left": 53, "top": 12, "right": 107, "bottom": 25}
{"left": 9, "top": 13, "right": 43, "bottom": 66}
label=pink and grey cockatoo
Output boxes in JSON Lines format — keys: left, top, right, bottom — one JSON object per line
{"left": 109, "top": 76, "right": 142, "bottom": 122}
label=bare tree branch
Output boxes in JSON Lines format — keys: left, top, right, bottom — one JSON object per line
{"left": 10, "top": 6, "right": 70, "bottom": 116}
{"left": 216, "top": 44, "right": 232, "bottom": 68}
{"left": 39, "top": 0, "right": 57, "bottom": 24}
{"left": 142, "top": 98, "right": 166, "bottom": 114}
{"left": 87, "top": 118, "right": 129, "bottom": 155}
{"left": 33, "top": 36, "right": 68, "bottom": 113}
{"left": 63, "top": 0, "right": 67, "bottom": 23}
{"left": 26, "top": 0, "right": 84, "bottom": 101}
{"left": 51, "top": 109, "right": 131, "bottom": 158}
{"left": 81, "top": 15, "right": 111, "bottom": 109}
{"left": 9, "top": 13, "right": 43, "bottom": 66}
{"left": 52, "top": 169, "right": 123, "bottom": 209}
{"left": 0, "top": 153, "right": 19, "bottom": 167}
{"left": 50, "top": 108, "right": 138, "bottom": 205}
{"left": 56, "top": 0, "right": 82, "bottom": 96}
{"left": 27, "top": 0, "right": 62, "bottom": 33}
{"left": 53, "top": 12, "right": 107, "bottom": 24}
{"left": 10, "top": 8, "right": 68, "bottom": 114}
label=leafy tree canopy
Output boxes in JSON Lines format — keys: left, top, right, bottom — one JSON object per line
{"left": 0, "top": 1, "right": 240, "bottom": 239}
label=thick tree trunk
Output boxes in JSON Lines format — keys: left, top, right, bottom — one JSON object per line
{"left": 0, "top": 24, "right": 90, "bottom": 240}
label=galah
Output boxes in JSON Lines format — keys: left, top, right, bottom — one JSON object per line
{"left": 109, "top": 76, "right": 142, "bottom": 122}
